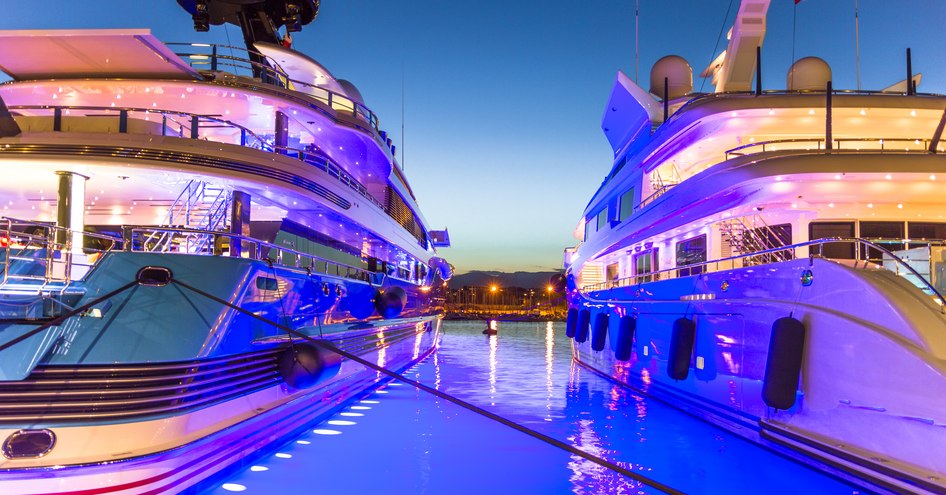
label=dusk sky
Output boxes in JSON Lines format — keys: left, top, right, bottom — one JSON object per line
{"left": 2, "top": 1, "right": 945, "bottom": 273}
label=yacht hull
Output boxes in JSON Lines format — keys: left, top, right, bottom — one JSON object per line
{"left": 571, "top": 258, "right": 946, "bottom": 494}
{"left": 0, "top": 251, "right": 443, "bottom": 494}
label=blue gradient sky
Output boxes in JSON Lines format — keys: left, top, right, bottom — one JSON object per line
{"left": 2, "top": 1, "right": 944, "bottom": 273}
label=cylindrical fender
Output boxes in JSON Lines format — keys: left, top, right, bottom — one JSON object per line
{"left": 667, "top": 317, "right": 696, "bottom": 381}
{"left": 615, "top": 315, "right": 636, "bottom": 361}
{"left": 762, "top": 316, "right": 806, "bottom": 410}
{"left": 278, "top": 343, "right": 342, "bottom": 390}
{"left": 576, "top": 309, "right": 591, "bottom": 343}
{"left": 375, "top": 286, "right": 407, "bottom": 319}
{"left": 591, "top": 312, "right": 608, "bottom": 351}
{"left": 565, "top": 308, "right": 578, "bottom": 338}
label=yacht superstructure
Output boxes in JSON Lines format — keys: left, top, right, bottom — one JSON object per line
{"left": 566, "top": 2, "right": 946, "bottom": 493}
{"left": 0, "top": 1, "right": 451, "bottom": 493}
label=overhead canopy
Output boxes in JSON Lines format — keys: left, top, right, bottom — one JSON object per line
{"left": 0, "top": 29, "right": 201, "bottom": 81}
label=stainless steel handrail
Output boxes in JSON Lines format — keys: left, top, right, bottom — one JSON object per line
{"left": 9, "top": 104, "right": 271, "bottom": 148}
{"left": 582, "top": 236, "right": 946, "bottom": 308}
{"left": 724, "top": 137, "right": 935, "bottom": 159}
{"left": 167, "top": 42, "right": 381, "bottom": 131}
{"left": 0, "top": 217, "right": 120, "bottom": 288}
{"left": 124, "top": 225, "right": 377, "bottom": 284}
{"left": 8, "top": 104, "right": 388, "bottom": 213}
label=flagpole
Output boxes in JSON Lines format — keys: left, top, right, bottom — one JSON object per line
{"left": 635, "top": 0, "right": 640, "bottom": 83}
{"left": 855, "top": 0, "right": 861, "bottom": 91}
{"left": 788, "top": 0, "right": 801, "bottom": 88}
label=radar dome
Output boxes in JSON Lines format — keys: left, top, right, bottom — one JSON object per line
{"left": 650, "top": 55, "right": 693, "bottom": 100}
{"left": 787, "top": 57, "right": 831, "bottom": 91}
{"left": 337, "top": 79, "right": 365, "bottom": 106}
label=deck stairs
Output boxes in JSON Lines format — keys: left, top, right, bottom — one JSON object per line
{"left": 145, "top": 180, "right": 231, "bottom": 253}
{"left": 719, "top": 215, "right": 791, "bottom": 265}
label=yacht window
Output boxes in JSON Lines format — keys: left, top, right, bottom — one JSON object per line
{"left": 809, "top": 222, "right": 854, "bottom": 259}
{"left": 606, "top": 262, "right": 620, "bottom": 284}
{"left": 675, "top": 234, "right": 706, "bottom": 276}
{"left": 596, "top": 209, "right": 609, "bottom": 232}
{"left": 634, "top": 249, "right": 659, "bottom": 283}
{"left": 860, "top": 221, "right": 904, "bottom": 260}
{"left": 619, "top": 188, "right": 635, "bottom": 222}
{"left": 256, "top": 276, "right": 278, "bottom": 291}
{"left": 908, "top": 222, "right": 946, "bottom": 242}
{"left": 584, "top": 217, "right": 595, "bottom": 241}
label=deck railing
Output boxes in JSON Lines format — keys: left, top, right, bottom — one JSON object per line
{"left": 581, "top": 237, "right": 946, "bottom": 309}
{"left": 123, "top": 225, "right": 378, "bottom": 284}
{"left": 0, "top": 218, "right": 119, "bottom": 290}
{"left": 167, "top": 43, "right": 380, "bottom": 131}
{"left": 7, "top": 104, "right": 387, "bottom": 216}
{"left": 724, "top": 137, "right": 938, "bottom": 160}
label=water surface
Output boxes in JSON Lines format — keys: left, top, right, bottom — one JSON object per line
{"left": 204, "top": 321, "right": 861, "bottom": 494}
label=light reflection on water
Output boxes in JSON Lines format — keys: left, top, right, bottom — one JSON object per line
{"left": 205, "top": 321, "right": 859, "bottom": 495}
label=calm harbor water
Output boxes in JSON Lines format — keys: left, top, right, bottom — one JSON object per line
{"left": 203, "top": 321, "right": 861, "bottom": 494}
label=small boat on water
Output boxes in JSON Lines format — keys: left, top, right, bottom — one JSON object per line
{"left": 566, "top": 1, "right": 946, "bottom": 493}
{"left": 0, "top": 1, "right": 451, "bottom": 493}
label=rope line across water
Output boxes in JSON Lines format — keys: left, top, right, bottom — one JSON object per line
{"left": 170, "top": 278, "right": 684, "bottom": 494}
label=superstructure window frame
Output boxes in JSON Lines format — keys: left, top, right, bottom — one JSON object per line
{"left": 618, "top": 188, "right": 635, "bottom": 222}
{"left": 675, "top": 234, "right": 706, "bottom": 276}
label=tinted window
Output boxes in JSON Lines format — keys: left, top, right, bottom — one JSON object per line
{"left": 676, "top": 234, "right": 706, "bottom": 276}
{"left": 860, "top": 221, "right": 904, "bottom": 260}
{"left": 809, "top": 222, "right": 854, "bottom": 259}
{"left": 596, "top": 209, "right": 609, "bottom": 231}
{"left": 619, "top": 188, "right": 635, "bottom": 221}
{"left": 908, "top": 222, "right": 946, "bottom": 241}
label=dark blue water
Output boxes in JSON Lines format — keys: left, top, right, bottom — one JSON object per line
{"left": 204, "top": 321, "right": 861, "bottom": 494}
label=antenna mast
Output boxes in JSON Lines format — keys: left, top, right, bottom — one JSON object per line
{"left": 635, "top": 0, "right": 639, "bottom": 83}
{"left": 855, "top": 0, "right": 861, "bottom": 91}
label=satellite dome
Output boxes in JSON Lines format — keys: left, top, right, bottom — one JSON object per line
{"left": 787, "top": 57, "right": 831, "bottom": 91}
{"left": 650, "top": 55, "right": 693, "bottom": 100}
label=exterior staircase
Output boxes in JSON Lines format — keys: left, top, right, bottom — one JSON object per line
{"left": 719, "top": 215, "right": 792, "bottom": 265}
{"left": 145, "top": 180, "right": 231, "bottom": 253}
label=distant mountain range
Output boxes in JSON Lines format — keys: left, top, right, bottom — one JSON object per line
{"left": 449, "top": 270, "right": 561, "bottom": 289}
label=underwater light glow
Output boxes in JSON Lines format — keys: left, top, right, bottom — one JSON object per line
{"left": 275, "top": 453, "right": 292, "bottom": 458}
{"left": 327, "top": 420, "right": 357, "bottom": 426}
{"left": 312, "top": 429, "right": 343, "bottom": 436}
{"left": 221, "top": 483, "right": 247, "bottom": 492}
{"left": 249, "top": 466, "right": 268, "bottom": 472}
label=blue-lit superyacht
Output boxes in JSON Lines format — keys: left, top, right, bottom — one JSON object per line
{"left": 0, "top": 1, "right": 451, "bottom": 493}
{"left": 566, "top": 1, "right": 946, "bottom": 493}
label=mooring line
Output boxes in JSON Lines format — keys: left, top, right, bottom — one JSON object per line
{"left": 170, "top": 277, "right": 684, "bottom": 494}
